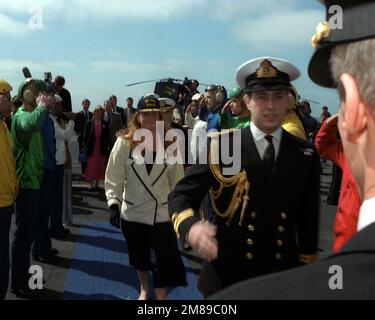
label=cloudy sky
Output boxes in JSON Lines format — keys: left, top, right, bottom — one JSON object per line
{"left": 0, "top": 0, "right": 339, "bottom": 116}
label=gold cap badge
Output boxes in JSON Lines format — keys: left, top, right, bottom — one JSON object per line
{"left": 311, "top": 21, "right": 331, "bottom": 48}
{"left": 256, "top": 59, "right": 278, "bottom": 78}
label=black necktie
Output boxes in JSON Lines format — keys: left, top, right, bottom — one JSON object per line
{"left": 263, "top": 135, "right": 275, "bottom": 173}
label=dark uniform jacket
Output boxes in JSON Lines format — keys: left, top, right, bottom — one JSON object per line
{"left": 210, "top": 222, "right": 375, "bottom": 300}
{"left": 168, "top": 128, "right": 320, "bottom": 296}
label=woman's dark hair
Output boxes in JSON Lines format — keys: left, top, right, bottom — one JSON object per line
{"left": 54, "top": 76, "right": 65, "bottom": 86}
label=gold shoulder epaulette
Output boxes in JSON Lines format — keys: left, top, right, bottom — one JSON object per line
{"left": 208, "top": 129, "right": 250, "bottom": 227}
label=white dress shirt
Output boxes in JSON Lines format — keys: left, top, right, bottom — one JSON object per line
{"left": 191, "top": 120, "right": 208, "bottom": 162}
{"left": 250, "top": 122, "right": 283, "bottom": 160}
{"left": 51, "top": 116, "right": 75, "bottom": 166}
{"left": 357, "top": 197, "right": 375, "bottom": 231}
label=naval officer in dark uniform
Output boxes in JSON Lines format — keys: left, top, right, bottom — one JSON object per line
{"left": 210, "top": 0, "right": 375, "bottom": 300}
{"left": 168, "top": 57, "right": 321, "bottom": 297}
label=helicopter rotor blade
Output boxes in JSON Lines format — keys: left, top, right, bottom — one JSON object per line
{"left": 126, "top": 79, "right": 165, "bottom": 87}
{"left": 300, "top": 97, "right": 320, "bottom": 105}
{"left": 198, "top": 82, "right": 210, "bottom": 87}
{"left": 126, "top": 77, "right": 211, "bottom": 89}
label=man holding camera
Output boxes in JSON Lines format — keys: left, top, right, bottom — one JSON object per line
{"left": 10, "top": 79, "right": 53, "bottom": 297}
{"left": 53, "top": 75, "right": 72, "bottom": 113}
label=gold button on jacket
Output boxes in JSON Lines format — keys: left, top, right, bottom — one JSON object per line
{"left": 246, "top": 253, "right": 253, "bottom": 260}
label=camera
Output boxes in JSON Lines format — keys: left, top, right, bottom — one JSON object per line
{"left": 44, "top": 72, "right": 52, "bottom": 85}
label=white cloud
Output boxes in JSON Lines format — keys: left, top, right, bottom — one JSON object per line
{"left": 0, "top": 0, "right": 64, "bottom": 14}
{"left": 90, "top": 57, "right": 226, "bottom": 84}
{"left": 1, "top": 0, "right": 295, "bottom": 23}
{"left": 233, "top": 9, "right": 322, "bottom": 53}
{"left": 67, "top": 0, "right": 207, "bottom": 21}
{"left": 0, "top": 0, "right": 207, "bottom": 22}
{"left": 0, "top": 0, "right": 65, "bottom": 36}
{"left": 0, "top": 13, "right": 27, "bottom": 35}
{"left": 46, "top": 61, "right": 76, "bottom": 70}
{"left": 91, "top": 60, "right": 160, "bottom": 73}
{"left": 0, "top": 0, "right": 322, "bottom": 42}
{"left": 209, "top": 0, "right": 299, "bottom": 21}
{"left": 0, "top": 60, "right": 76, "bottom": 76}
{"left": 0, "top": 0, "right": 210, "bottom": 38}
{"left": 0, "top": 60, "right": 43, "bottom": 72}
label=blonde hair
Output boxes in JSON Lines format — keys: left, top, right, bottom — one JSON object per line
{"left": 120, "top": 111, "right": 174, "bottom": 150}
{"left": 119, "top": 112, "right": 142, "bottom": 149}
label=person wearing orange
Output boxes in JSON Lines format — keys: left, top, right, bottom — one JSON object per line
{"left": 0, "top": 80, "right": 18, "bottom": 299}
{"left": 315, "top": 114, "right": 361, "bottom": 252}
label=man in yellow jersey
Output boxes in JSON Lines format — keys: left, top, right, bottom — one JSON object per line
{"left": 0, "top": 79, "right": 18, "bottom": 300}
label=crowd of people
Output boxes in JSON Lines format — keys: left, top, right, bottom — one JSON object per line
{"left": 0, "top": 65, "right": 357, "bottom": 301}
{"left": 1, "top": 0, "right": 374, "bottom": 301}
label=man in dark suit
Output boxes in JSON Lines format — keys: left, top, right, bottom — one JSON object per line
{"left": 168, "top": 57, "right": 321, "bottom": 297}
{"left": 53, "top": 76, "right": 72, "bottom": 113}
{"left": 124, "top": 97, "right": 137, "bottom": 129}
{"left": 109, "top": 95, "right": 125, "bottom": 125}
{"left": 104, "top": 100, "right": 123, "bottom": 150}
{"left": 74, "top": 99, "right": 93, "bottom": 174}
{"left": 210, "top": 0, "right": 375, "bottom": 300}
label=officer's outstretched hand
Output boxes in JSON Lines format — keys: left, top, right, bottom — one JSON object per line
{"left": 109, "top": 205, "right": 120, "bottom": 229}
{"left": 188, "top": 221, "right": 218, "bottom": 262}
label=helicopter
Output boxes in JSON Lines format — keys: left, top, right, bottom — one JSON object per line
{"left": 126, "top": 77, "right": 321, "bottom": 107}
{"left": 126, "top": 77, "right": 209, "bottom": 102}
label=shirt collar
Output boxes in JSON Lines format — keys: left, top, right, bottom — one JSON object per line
{"left": 250, "top": 122, "right": 283, "bottom": 143}
{"left": 358, "top": 197, "right": 375, "bottom": 231}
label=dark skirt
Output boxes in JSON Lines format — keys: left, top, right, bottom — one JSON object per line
{"left": 121, "top": 219, "right": 187, "bottom": 289}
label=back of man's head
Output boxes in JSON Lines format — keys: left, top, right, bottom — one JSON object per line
{"left": 330, "top": 39, "right": 375, "bottom": 112}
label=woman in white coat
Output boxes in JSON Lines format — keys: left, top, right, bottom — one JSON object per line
{"left": 105, "top": 96, "right": 187, "bottom": 300}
